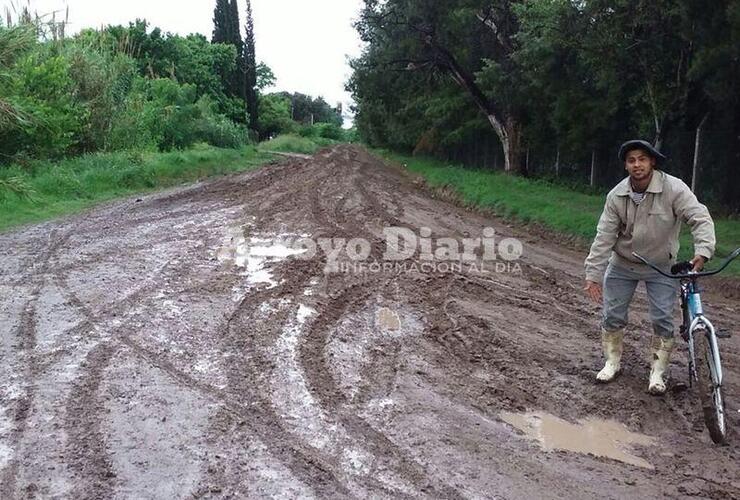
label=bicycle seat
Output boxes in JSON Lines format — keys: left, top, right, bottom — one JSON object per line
{"left": 671, "top": 261, "right": 693, "bottom": 275}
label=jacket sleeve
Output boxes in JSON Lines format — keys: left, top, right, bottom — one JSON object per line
{"left": 584, "top": 195, "right": 621, "bottom": 283}
{"left": 673, "top": 182, "right": 716, "bottom": 260}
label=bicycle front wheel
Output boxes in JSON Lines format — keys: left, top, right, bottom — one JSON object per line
{"left": 695, "top": 329, "right": 728, "bottom": 444}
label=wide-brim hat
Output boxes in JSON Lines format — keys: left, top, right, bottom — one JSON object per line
{"left": 618, "top": 139, "right": 667, "bottom": 163}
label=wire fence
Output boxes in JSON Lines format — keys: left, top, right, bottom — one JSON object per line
{"left": 439, "top": 127, "right": 739, "bottom": 214}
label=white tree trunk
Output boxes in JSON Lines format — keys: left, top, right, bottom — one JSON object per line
{"left": 691, "top": 114, "right": 709, "bottom": 193}
{"left": 486, "top": 113, "right": 512, "bottom": 172}
{"left": 590, "top": 150, "right": 596, "bottom": 187}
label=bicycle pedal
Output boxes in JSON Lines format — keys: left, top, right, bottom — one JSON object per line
{"left": 716, "top": 330, "right": 731, "bottom": 339}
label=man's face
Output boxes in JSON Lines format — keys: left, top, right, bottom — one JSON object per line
{"left": 624, "top": 148, "right": 656, "bottom": 182}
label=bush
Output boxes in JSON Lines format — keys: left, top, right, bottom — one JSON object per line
{"left": 1, "top": 51, "right": 86, "bottom": 159}
{"left": 0, "top": 23, "right": 252, "bottom": 163}
{"left": 194, "top": 115, "right": 249, "bottom": 148}
{"left": 259, "top": 134, "right": 321, "bottom": 154}
{"left": 315, "top": 123, "right": 344, "bottom": 140}
{"left": 297, "top": 124, "right": 319, "bottom": 138}
{"left": 106, "top": 78, "right": 249, "bottom": 152}
{"left": 296, "top": 123, "right": 345, "bottom": 141}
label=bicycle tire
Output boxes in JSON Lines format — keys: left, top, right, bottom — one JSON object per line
{"left": 695, "top": 329, "right": 728, "bottom": 444}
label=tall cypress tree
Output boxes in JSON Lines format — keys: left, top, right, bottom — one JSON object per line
{"left": 228, "top": 0, "right": 246, "bottom": 106}
{"left": 244, "top": 0, "right": 258, "bottom": 131}
{"left": 211, "top": 0, "right": 230, "bottom": 44}
{"left": 212, "top": 0, "right": 246, "bottom": 117}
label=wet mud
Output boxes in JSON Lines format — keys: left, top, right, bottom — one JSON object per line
{"left": 1, "top": 145, "right": 739, "bottom": 499}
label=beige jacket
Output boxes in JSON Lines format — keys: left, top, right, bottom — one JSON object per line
{"left": 584, "top": 170, "right": 715, "bottom": 282}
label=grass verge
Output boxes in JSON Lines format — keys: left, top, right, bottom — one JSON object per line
{"left": 258, "top": 134, "right": 340, "bottom": 155}
{"left": 0, "top": 144, "right": 274, "bottom": 233}
{"left": 376, "top": 150, "right": 740, "bottom": 276}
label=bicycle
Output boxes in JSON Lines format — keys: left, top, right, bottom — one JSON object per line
{"left": 633, "top": 247, "right": 740, "bottom": 445}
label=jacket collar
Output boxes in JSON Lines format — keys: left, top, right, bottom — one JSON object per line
{"left": 614, "top": 170, "right": 664, "bottom": 196}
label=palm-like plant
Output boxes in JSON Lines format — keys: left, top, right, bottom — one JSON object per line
{"left": 0, "top": 21, "right": 36, "bottom": 131}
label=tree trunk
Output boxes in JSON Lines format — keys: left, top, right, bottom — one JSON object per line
{"left": 487, "top": 115, "right": 523, "bottom": 174}
{"left": 691, "top": 113, "right": 709, "bottom": 193}
{"left": 590, "top": 149, "right": 596, "bottom": 187}
{"left": 653, "top": 120, "right": 663, "bottom": 151}
{"left": 555, "top": 146, "right": 560, "bottom": 177}
{"left": 431, "top": 43, "right": 524, "bottom": 174}
{"left": 506, "top": 119, "right": 524, "bottom": 174}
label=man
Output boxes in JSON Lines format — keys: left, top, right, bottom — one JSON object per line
{"left": 584, "top": 139, "right": 715, "bottom": 394}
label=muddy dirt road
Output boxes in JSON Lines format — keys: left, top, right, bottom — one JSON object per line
{"left": 1, "top": 145, "right": 739, "bottom": 499}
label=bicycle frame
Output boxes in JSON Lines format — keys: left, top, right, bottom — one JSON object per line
{"left": 633, "top": 248, "right": 738, "bottom": 443}
{"left": 681, "top": 279, "right": 722, "bottom": 389}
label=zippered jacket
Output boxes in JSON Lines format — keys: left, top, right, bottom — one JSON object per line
{"left": 584, "top": 170, "right": 715, "bottom": 283}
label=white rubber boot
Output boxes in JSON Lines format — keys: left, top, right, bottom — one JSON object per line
{"left": 596, "top": 329, "right": 624, "bottom": 382}
{"left": 648, "top": 335, "right": 675, "bottom": 395}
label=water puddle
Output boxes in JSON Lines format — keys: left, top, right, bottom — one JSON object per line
{"left": 499, "top": 411, "right": 656, "bottom": 469}
{"left": 217, "top": 227, "right": 307, "bottom": 287}
{"left": 377, "top": 308, "right": 401, "bottom": 331}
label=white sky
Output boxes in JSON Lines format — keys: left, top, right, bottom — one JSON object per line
{"left": 3, "top": 0, "right": 365, "bottom": 123}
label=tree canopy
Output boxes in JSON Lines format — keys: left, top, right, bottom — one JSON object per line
{"left": 349, "top": 0, "right": 740, "bottom": 209}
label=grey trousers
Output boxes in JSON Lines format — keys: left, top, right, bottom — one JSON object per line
{"left": 602, "top": 261, "right": 678, "bottom": 338}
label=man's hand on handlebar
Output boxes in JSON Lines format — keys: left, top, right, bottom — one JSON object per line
{"left": 690, "top": 255, "right": 708, "bottom": 272}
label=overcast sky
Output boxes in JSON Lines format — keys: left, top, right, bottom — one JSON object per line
{"left": 3, "top": 0, "right": 365, "bottom": 121}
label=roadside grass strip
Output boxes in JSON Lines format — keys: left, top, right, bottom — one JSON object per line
{"left": 0, "top": 144, "right": 274, "bottom": 232}
{"left": 377, "top": 150, "right": 740, "bottom": 276}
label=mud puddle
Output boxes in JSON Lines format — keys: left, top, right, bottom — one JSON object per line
{"left": 217, "top": 226, "right": 307, "bottom": 287}
{"left": 500, "top": 411, "right": 656, "bottom": 469}
{"left": 377, "top": 307, "right": 401, "bottom": 331}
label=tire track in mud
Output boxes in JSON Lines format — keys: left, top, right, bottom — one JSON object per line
{"left": 0, "top": 295, "right": 41, "bottom": 497}
{"left": 215, "top": 297, "right": 354, "bottom": 497}
{"left": 50, "top": 221, "right": 227, "bottom": 496}
{"left": 45, "top": 163, "right": 359, "bottom": 497}
{"left": 0, "top": 227, "right": 75, "bottom": 497}
{"left": 285, "top": 152, "right": 465, "bottom": 497}
{"left": 190, "top": 150, "right": 460, "bottom": 496}
{"left": 298, "top": 284, "right": 464, "bottom": 499}
{"left": 167, "top": 256, "right": 357, "bottom": 497}
{"left": 50, "top": 201, "right": 350, "bottom": 496}
{"left": 10, "top": 195, "right": 224, "bottom": 496}
{"left": 65, "top": 342, "right": 119, "bottom": 499}
{"left": 2, "top": 151, "right": 394, "bottom": 497}
{"left": 202, "top": 214, "right": 412, "bottom": 496}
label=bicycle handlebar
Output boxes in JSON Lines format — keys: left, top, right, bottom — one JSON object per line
{"left": 632, "top": 247, "right": 740, "bottom": 279}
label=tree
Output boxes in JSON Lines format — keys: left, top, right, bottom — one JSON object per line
{"left": 211, "top": 0, "right": 231, "bottom": 45}
{"left": 212, "top": 0, "right": 244, "bottom": 107}
{"left": 276, "top": 92, "right": 342, "bottom": 127}
{"left": 243, "top": 0, "right": 258, "bottom": 131}
{"left": 228, "top": 0, "right": 245, "bottom": 105}
{"left": 257, "top": 92, "right": 294, "bottom": 138}
{"left": 353, "top": 0, "right": 529, "bottom": 174}
{"left": 256, "top": 62, "right": 275, "bottom": 91}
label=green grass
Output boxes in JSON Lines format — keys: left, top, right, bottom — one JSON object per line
{"left": 258, "top": 134, "right": 339, "bottom": 155}
{"left": 0, "top": 143, "right": 274, "bottom": 232}
{"left": 376, "top": 150, "right": 740, "bottom": 276}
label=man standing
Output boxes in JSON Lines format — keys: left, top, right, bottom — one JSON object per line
{"left": 584, "top": 140, "right": 715, "bottom": 394}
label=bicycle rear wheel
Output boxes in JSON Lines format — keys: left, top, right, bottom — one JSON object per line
{"left": 695, "top": 329, "right": 728, "bottom": 444}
